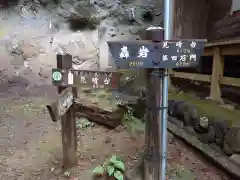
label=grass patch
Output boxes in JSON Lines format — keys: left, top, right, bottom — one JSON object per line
{"left": 76, "top": 117, "right": 95, "bottom": 129}
{"left": 1, "top": 97, "right": 48, "bottom": 118}
{"left": 169, "top": 92, "right": 240, "bottom": 125}
{"left": 123, "top": 114, "right": 145, "bottom": 134}
{"left": 122, "top": 106, "right": 145, "bottom": 134}
{"left": 79, "top": 88, "right": 119, "bottom": 112}
{"left": 167, "top": 164, "right": 196, "bottom": 180}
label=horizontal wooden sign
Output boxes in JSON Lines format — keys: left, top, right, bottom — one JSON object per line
{"left": 107, "top": 39, "right": 207, "bottom": 69}
{"left": 52, "top": 69, "right": 120, "bottom": 89}
{"left": 46, "top": 87, "right": 74, "bottom": 122}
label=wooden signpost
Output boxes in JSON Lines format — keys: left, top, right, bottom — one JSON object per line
{"left": 47, "top": 54, "right": 78, "bottom": 169}
{"left": 47, "top": 53, "right": 119, "bottom": 169}
{"left": 47, "top": 87, "right": 74, "bottom": 122}
{"left": 108, "top": 28, "right": 206, "bottom": 180}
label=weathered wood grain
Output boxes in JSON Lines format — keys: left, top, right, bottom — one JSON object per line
{"left": 211, "top": 16, "right": 240, "bottom": 40}
{"left": 74, "top": 99, "right": 125, "bottom": 129}
{"left": 46, "top": 87, "right": 74, "bottom": 122}
{"left": 57, "top": 54, "right": 77, "bottom": 169}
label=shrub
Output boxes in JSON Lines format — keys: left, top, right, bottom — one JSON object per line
{"left": 93, "top": 155, "right": 125, "bottom": 180}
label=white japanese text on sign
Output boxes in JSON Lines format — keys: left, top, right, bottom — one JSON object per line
{"left": 119, "top": 46, "right": 129, "bottom": 59}
{"left": 138, "top": 46, "right": 149, "bottom": 58}
{"left": 115, "top": 40, "right": 201, "bottom": 68}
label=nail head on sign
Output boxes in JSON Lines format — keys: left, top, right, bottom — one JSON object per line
{"left": 145, "top": 27, "right": 164, "bottom": 42}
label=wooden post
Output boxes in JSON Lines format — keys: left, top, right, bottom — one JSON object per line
{"left": 144, "top": 69, "right": 162, "bottom": 179}
{"left": 57, "top": 54, "right": 77, "bottom": 169}
{"left": 209, "top": 47, "right": 224, "bottom": 102}
{"left": 144, "top": 28, "right": 164, "bottom": 180}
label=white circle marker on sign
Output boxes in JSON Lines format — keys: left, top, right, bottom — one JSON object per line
{"left": 52, "top": 71, "right": 62, "bottom": 81}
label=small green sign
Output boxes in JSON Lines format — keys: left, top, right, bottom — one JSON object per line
{"left": 52, "top": 71, "right": 62, "bottom": 81}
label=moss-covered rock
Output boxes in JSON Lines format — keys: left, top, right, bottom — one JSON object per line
{"left": 223, "top": 127, "right": 240, "bottom": 156}
{"left": 198, "top": 118, "right": 229, "bottom": 148}
{"left": 168, "top": 100, "right": 202, "bottom": 133}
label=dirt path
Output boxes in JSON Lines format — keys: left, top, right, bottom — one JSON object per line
{"left": 0, "top": 74, "right": 60, "bottom": 180}
{"left": 0, "top": 79, "right": 231, "bottom": 180}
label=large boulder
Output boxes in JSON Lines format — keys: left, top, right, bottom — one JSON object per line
{"left": 168, "top": 100, "right": 202, "bottom": 133}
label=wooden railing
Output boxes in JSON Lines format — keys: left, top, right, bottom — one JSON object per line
{"left": 169, "top": 39, "right": 240, "bottom": 102}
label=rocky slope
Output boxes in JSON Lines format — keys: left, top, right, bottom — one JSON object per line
{"left": 0, "top": 0, "right": 163, "bottom": 87}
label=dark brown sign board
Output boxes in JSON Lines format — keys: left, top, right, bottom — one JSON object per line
{"left": 107, "top": 39, "right": 207, "bottom": 69}
{"left": 46, "top": 87, "right": 74, "bottom": 122}
{"left": 52, "top": 69, "right": 120, "bottom": 90}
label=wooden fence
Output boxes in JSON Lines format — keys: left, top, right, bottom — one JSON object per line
{"left": 169, "top": 39, "right": 240, "bottom": 102}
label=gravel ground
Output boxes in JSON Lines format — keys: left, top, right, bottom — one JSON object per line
{"left": 0, "top": 81, "right": 231, "bottom": 179}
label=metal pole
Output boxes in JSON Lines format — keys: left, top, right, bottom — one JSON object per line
{"left": 164, "top": 0, "right": 174, "bottom": 39}
{"left": 158, "top": 69, "right": 164, "bottom": 180}
{"left": 161, "top": 0, "right": 174, "bottom": 180}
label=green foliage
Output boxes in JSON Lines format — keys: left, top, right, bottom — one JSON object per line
{"left": 118, "top": 69, "right": 146, "bottom": 133}
{"left": 93, "top": 165, "right": 105, "bottom": 176}
{"left": 114, "top": 170, "right": 124, "bottom": 180}
{"left": 107, "top": 165, "right": 115, "bottom": 176}
{"left": 92, "top": 90, "right": 109, "bottom": 99}
{"left": 123, "top": 107, "right": 144, "bottom": 134}
{"left": 109, "top": 155, "right": 125, "bottom": 171}
{"left": 92, "top": 155, "right": 125, "bottom": 179}
{"left": 109, "top": 155, "right": 121, "bottom": 162}
{"left": 112, "top": 160, "right": 125, "bottom": 171}
{"left": 167, "top": 165, "right": 196, "bottom": 180}
{"left": 76, "top": 117, "right": 94, "bottom": 129}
